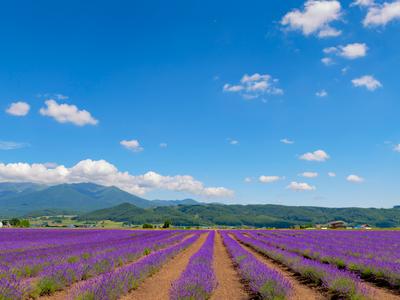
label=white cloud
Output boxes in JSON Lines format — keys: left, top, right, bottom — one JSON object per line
{"left": 259, "top": 175, "right": 283, "bottom": 183}
{"left": 347, "top": 174, "right": 364, "bottom": 183}
{"left": 339, "top": 43, "right": 368, "bottom": 59}
{"left": 352, "top": 75, "right": 382, "bottom": 91}
{"left": 318, "top": 27, "right": 342, "bottom": 37}
{"left": 321, "top": 57, "right": 334, "bottom": 65}
{"left": 160, "top": 143, "right": 168, "bottom": 148}
{"left": 40, "top": 100, "right": 98, "bottom": 126}
{"left": 316, "top": 89, "right": 328, "bottom": 97}
{"left": 6, "top": 102, "right": 30, "bottom": 117}
{"left": 281, "top": 0, "right": 342, "bottom": 37}
{"left": 393, "top": 144, "right": 400, "bottom": 152}
{"left": 280, "top": 138, "right": 294, "bottom": 144}
{"left": 223, "top": 73, "right": 283, "bottom": 99}
{"left": 120, "top": 140, "right": 144, "bottom": 152}
{"left": 0, "top": 159, "right": 234, "bottom": 198}
{"left": 363, "top": 1, "right": 400, "bottom": 26}
{"left": 323, "top": 43, "right": 368, "bottom": 59}
{"left": 0, "top": 141, "right": 29, "bottom": 150}
{"left": 299, "top": 172, "right": 318, "bottom": 178}
{"left": 328, "top": 172, "right": 336, "bottom": 177}
{"left": 244, "top": 177, "right": 252, "bottom": 183}
{"left": 351, "top": 0, "right": 375, "bottom": 7}
{"left": 300, "top": 150, "right": 330, "bottom": 162}
{"left": 287, "top": 181, "right": 316, "bottom": 191}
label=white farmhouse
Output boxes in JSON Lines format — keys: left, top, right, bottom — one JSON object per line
{"left": 0, "top": 221, "right": 3, "bottom": 228}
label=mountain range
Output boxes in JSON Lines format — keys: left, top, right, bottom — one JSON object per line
{"left": 1, "top": 182, "right": 399, "bottom": 228}
{"left": 0, "top": 182, "right": 199, "bottom": 217}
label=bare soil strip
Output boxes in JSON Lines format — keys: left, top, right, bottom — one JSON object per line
{"left": 210, "top": 231, "right": 248, "bottom": 300}
{"left": 231, "top": 234, "right": 325, "bottom": 300}
{"left": 120, "top": 232, "right": 208, "bottom": 300}
{"left": 40, "top": 233, "right": 195, "bottom": 300}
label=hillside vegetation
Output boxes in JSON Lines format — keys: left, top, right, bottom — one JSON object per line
{"left": 78, "top": 202, "right": 400, "bottom": 228}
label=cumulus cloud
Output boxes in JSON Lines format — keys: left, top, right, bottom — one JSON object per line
{"left": 0, "top": 141, "right": 29, "bottom": 150}
{"left": 159, "top": 143, "right": 168, "bottom": 148}
{"left": 393, "top": 144, "right": 400, "bottom": 152}
{"left": 281, "top": 0, "right": 342, "bottom": 37}
{"left": 352, "top": 75, "right": 382, "bottom": 91}
{"left": 244, "top": 177, "right": 252, "bottom": 183}
{"left": 259, "top": 175, "right": 283, "bottom": 183}
{"left": 280, "top": 138, "right": 294, "bottom": 144}
{"left": 120, "top": 140, "right": 144, "bottom": 152}
{"left": 299, "top": 172, "right": 318, "bottom": 178}
{"left": 0, "top": 159, "right": 234, "bottom": 198}
{"left": 6, "top": 101, "right": 30, "bottom": 117}
{"left": 287, "top": 181, "right": 316, "bottom": 191}
{"left": 40, "top": 100, "right": 98, "bottom": 126}
{"left": 324, "top": 43, "right": 368, "bottom": 59}
{"left": 328, "top": 172, "right": 336, "bottom": 177}
{"left": 300, "top": 150, "right": 330, "bottom": 162}
{"left": 347, "top": 174, "right": 364, "bottom": 183}
{"left": 316, "top": 90, "right": 328, "bottom": 97}
{"left": 363, "top": 1, "right": 400, "bottom": 26}
{"left": 223, "top": 73, "right": 283, "bottom": 100}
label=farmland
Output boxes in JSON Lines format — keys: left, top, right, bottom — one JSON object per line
{"left": 0, "top": 229, "right": 399, "bottom": 300}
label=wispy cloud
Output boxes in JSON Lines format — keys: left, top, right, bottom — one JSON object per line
{"left": 280, "top": 138, "right": 294, "bottom": 144}
{"left": 287, "top": 181, "right": 316, "bottom": 191}
{"left": 0, "top": 141, "right": 29, "bottom": 150}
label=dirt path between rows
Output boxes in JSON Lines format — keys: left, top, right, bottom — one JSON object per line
{"left": 231, "top": 234, "right": 325, "bottom": 300}
{"left": 210, "top": 231, "right": 248, "bottom": 300}
{"left": 40, "top": 233, "right": 195, "bottom": 300}
{"left": 121, "top": 232, "right": 208, "bottom": 300}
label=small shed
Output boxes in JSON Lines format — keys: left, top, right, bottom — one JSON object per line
{"left": 328, "top": 220, "right": 347, "bottom": 229}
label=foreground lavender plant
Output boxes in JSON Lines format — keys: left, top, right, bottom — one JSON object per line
{"left": 71, "top": 233, "right": 200, "bottom": 300}
{"left": 247, "top": 230, "right": 400, "bottom": 290}
{"left": 170, "top": 231, "right": 217, "bottom": 300}
{"left": 221, "top": 232, "right": 292, "bottom": 300}
{"left": 233, "top": 231, "right": 371, "bottom": 299}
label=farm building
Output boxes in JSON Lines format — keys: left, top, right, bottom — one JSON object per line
{"left": 328, "top": 220, "right": 347, "bottom": 229}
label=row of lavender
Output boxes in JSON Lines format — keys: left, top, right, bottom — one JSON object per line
{"left": 250, "top": 230, "right": 400, "bottom": 290}
{"left": 170, "top": 231, "right": 217, "bottom": 299}
{"left": 72, "top": 233, "right": 202, "bottom": 299}
{"left": 0, "top": 229, "right": 192, "bottom": 299}
{"left": 169, "top": 230, "right": 293, "bottom": 300}
{"left": 230, "top": 231, "right": 378, "bottom": 299}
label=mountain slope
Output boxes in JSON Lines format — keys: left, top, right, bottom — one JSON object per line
{"left": 0, "top": 182, "right": 152, "bottom": 216}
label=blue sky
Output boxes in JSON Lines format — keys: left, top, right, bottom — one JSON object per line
{"left": 1, "top": 0, "right": 400, "bottom": 207}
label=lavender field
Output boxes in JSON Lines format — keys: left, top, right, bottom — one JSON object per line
{"left": 0, "top": 229, "right": 399, "bottom": 300}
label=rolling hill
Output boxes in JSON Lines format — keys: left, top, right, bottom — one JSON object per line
{"left": 78, "top": 202, "right": 400, "bottom": 228}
